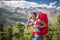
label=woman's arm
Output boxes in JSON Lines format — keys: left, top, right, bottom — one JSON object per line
{"left": 26, "top": 23, "right": 33, "bottom": 27}
{"left": 26, "top": 17, "right": 33, "bottom": 27}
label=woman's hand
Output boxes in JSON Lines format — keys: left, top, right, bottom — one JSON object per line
{"left": 28, "top": 15, "right": 32, "bottom": 20}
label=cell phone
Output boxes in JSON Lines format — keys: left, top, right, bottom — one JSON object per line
{"left": 30, "top": 17, "right": 32, "bottom": 19}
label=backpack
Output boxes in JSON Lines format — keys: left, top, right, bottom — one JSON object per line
{"left": 38, "top": 12, "right": 48, "bottom": 35}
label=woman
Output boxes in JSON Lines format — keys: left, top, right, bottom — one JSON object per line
{"left": 26, "top": 12, "right": 46, "bottom": 40}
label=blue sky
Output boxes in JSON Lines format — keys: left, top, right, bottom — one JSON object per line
{"left": 27, "top": 0, "right": 59, "bottom": 6}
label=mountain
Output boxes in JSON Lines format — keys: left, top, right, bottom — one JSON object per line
{"left": 0, "top": 1, "right": 60, "bottom": 25}
{"left": 0, "top": 8, "right": 27, "bottom": 26}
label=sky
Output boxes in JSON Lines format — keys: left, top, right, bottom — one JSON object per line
{"left": 26, "top": 0, "right": 60, "bottom": 10}
{"left": 27, "top": 0, "right": 59, "bottom": 6}
{"left": 0, "top": 0, "right": 60, "bottom": 10}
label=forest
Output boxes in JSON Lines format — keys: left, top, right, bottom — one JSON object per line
{"left": 0, "top": 15, "right": 60, "bottom": 40}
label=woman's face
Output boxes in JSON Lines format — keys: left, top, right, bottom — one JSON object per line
{"left": 31, "top": 14, "right": 36, "bottom": 20}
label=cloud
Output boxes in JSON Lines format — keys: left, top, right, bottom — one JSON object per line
{"left": 49, "top": 1, "right": 57, "bottom": 6}
{"left": 47, "top": 5, "right": 56, "bottom": 9}
{"left": 0, "top": 0, "right": 26, "bottom": 1}
{"left": 46, "top": 1, "right": 57, "bottom": 9}
{"left": 2, "top": 1, "right": 38, "bottom": 8}
{"left": 37, "top": 4, "right": 56, "bottom": 9}
{"left": 56, "top": 6, "right": 60, "bottom": 10}
{"left": 0, "top": 1, "right": 2, "bottom": 8}
{"left": 35, "top": 4, "right": 48, "bottom": 8}
{"left": 1, "top": 1, "right": 56, "bottom": 9}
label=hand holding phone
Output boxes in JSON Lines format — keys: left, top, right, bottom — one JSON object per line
{"left": 28, "top": 15, "right": 32, "bottom": 20}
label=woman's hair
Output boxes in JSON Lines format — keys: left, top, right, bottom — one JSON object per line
{"left": 32, "top": 12, "right": 37, "bottom": 17}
